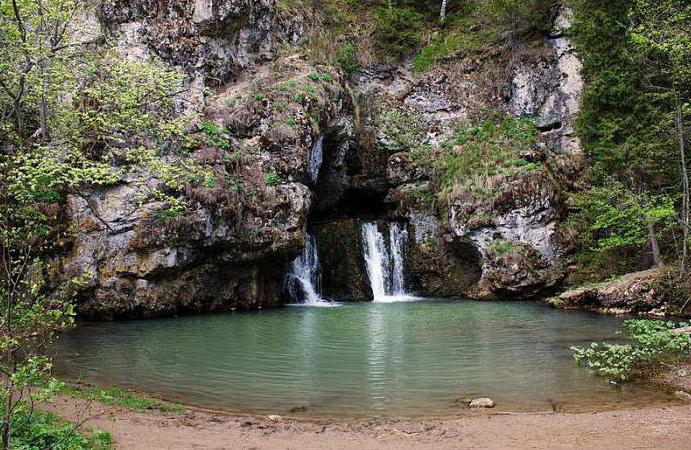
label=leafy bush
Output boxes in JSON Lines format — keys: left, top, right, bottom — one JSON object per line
{"left": 572, "top": 319, "right": 691, "bottom": 381}
{"left": 335, "top": 44, "right": 360, "bottom": 79}
{"left": 2, "top": 405, "right": 111, "bottom": 450}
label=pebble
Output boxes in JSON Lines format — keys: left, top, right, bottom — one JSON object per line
{"left": 267, "top": 414, "right": 282, "bottom": 421}
{"left": 676, "top": 368, "right": 690, "bottom": 378}
{"left": 469, "top": 398, "right": 495, "bottom": 408}
{"left": 674, "top": 391, "right": 691, "bottom": 402}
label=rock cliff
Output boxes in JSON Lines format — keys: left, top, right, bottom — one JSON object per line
{"left": 63, "top": 2, "right": 586, "bottom": 317}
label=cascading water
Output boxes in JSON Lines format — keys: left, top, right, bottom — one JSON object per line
{"left": 361, "top": 222, "right": 390, "bottom": 299}
{"left": 389, "top": 222, "right": 408, "bottom": 295}
{"left": 286, "top": 233, "right": 332, "bottom": 306}
{"left": 361, "top": 221, "right": 414, "bottom": 302}
{"left": 308, "top": 134, "right": 324, "bottom": 183}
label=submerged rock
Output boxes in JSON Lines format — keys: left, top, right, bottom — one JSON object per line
{"left": 469, "top": 398, "right": 495, "bottom": 409}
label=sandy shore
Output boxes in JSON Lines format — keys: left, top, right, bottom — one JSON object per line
{"left": 45, "top": 395, "right": 691, "bottom": 450}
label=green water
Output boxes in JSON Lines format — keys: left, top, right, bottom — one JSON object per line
{"left": 54, "top": 300, "right": 674, "bottom": 417}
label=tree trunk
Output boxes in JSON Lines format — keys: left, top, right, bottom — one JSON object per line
{"left": 676, "top": 92, "right": 689, "bottom": 273}
{"left": 1, "top": 378, "right": 12, "bottom": 450}
{"left": 440, "top": 0, "right": 448, "bottom": 22}
{"left": 648, "top": 222, "right": 662, "bottom": 266}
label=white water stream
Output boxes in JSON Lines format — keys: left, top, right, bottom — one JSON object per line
{"left": 286, "top": 233, "right": 333, "bottom": 306}
{"left": 361, "top": 221, "right": 415, "bottom": 303}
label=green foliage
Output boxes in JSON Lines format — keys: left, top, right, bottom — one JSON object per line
{"left": 478, "top": 0, "right": 556, "bottom": 43}
{"left": 571, "top": 0, "right": 690, "bottom": 189}
{"left": 308, "top": 71, "right": 333, "bottom": 83}
{"left": 201, "top": 121, "right": 231, "bottom": 149}
{"left": 489, "top": 239, "right": 517, "bottom": 255}
{"left": 335, "top": 44, "right": 360, "bottom": 79}
{"left": 61, "top": 384, "right": 185, "bottom": 414}
{"left": 264, "top": 172, "right": 280, "bottom": 187}
{"left": 570, "top": 183, "right": 675, "bottom": 252}
{"left": 374, "top": 108, "right": 426, "bottom": 153}
{"left": 572, "top": 319, "right": 691, "bottom": 381}
{"left": 1, "top": 406, "right": 111, "bottom": 450}
{"left": 413, "top": 33, "right": 466, "bottom": 73}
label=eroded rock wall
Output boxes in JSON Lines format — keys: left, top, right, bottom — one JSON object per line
{"left": 63, "top": 2, "right": 585, "bottom": 316}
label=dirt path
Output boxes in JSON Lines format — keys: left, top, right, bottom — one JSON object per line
{"left": 46, "top": 396, "right": 691, "bottom": 449}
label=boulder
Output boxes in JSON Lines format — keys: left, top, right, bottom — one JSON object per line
{"left": 548, "top": 267, "right": 677, "bottom": 316}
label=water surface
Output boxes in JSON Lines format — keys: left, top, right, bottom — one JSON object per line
{"left": 54, "top": 300, "right": 674, "bottom": 417}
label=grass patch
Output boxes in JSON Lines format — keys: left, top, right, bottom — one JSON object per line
{"left": 439, "top": 115, "right": 541, "bottom": 190}
{"left": 61, "top": 384, "right": 185, "bottom": 414}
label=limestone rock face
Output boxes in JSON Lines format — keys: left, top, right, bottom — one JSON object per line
{"left": 61, "top": 2, "right": 588, "bottom": 315}
{"left": 374, "top": 9, "right": 584, "bottom": 300}
{"left": 478, "top": 244, "right": 562, "bottom": 300}
{"left": 100, "top": 0, "right": 304, "bottom": 83}
{"left": 62, "top": 15, "right": 348, "bottom": 316}
{"left": 65, "top": 175, "right": 311, "bottom": 318}
{"left": 509, "top": 6, "right": 583, "bottom": 153}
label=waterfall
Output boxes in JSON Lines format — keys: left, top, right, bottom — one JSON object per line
{"left": 308, "top": 134, "right": 324, "bottom": 183}
{"left": 361, "top": 222, "right": 390, "bottom": 299}
{"left": 361, "top": 221, "right": 414, "bottom": 302}
{"left": 286, "top": 233, "right": 332, "bottom": 306}
{"left": 389, "top": 222, "right": 408, "bottom": 295}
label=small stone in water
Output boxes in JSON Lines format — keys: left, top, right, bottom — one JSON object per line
{"left": 469, "top": 398, "right": 495, "bottom": 408}
{"left": 674, "top": 391, "right": 691, "bottom": 402}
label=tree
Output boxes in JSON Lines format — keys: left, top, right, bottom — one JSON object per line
{"left": 0, "top": 0, "right": 208, "bottom": 445}
{"left": 440, "top": 0, "right": 448, "bottom": 22}
{"left": 0, "top": 176, "right": 75, "bottom": 450}
{"left": 479, "top": 0, "right": 555, "bottom": 50}
{"left": 627, "top": 0, "right": 691, "bottom": 270}
{"left": 0, "top": 0, "right": 90, "bottom": 142}
{"left": 572, "top": 183, "right": 675, "bottom": 266}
